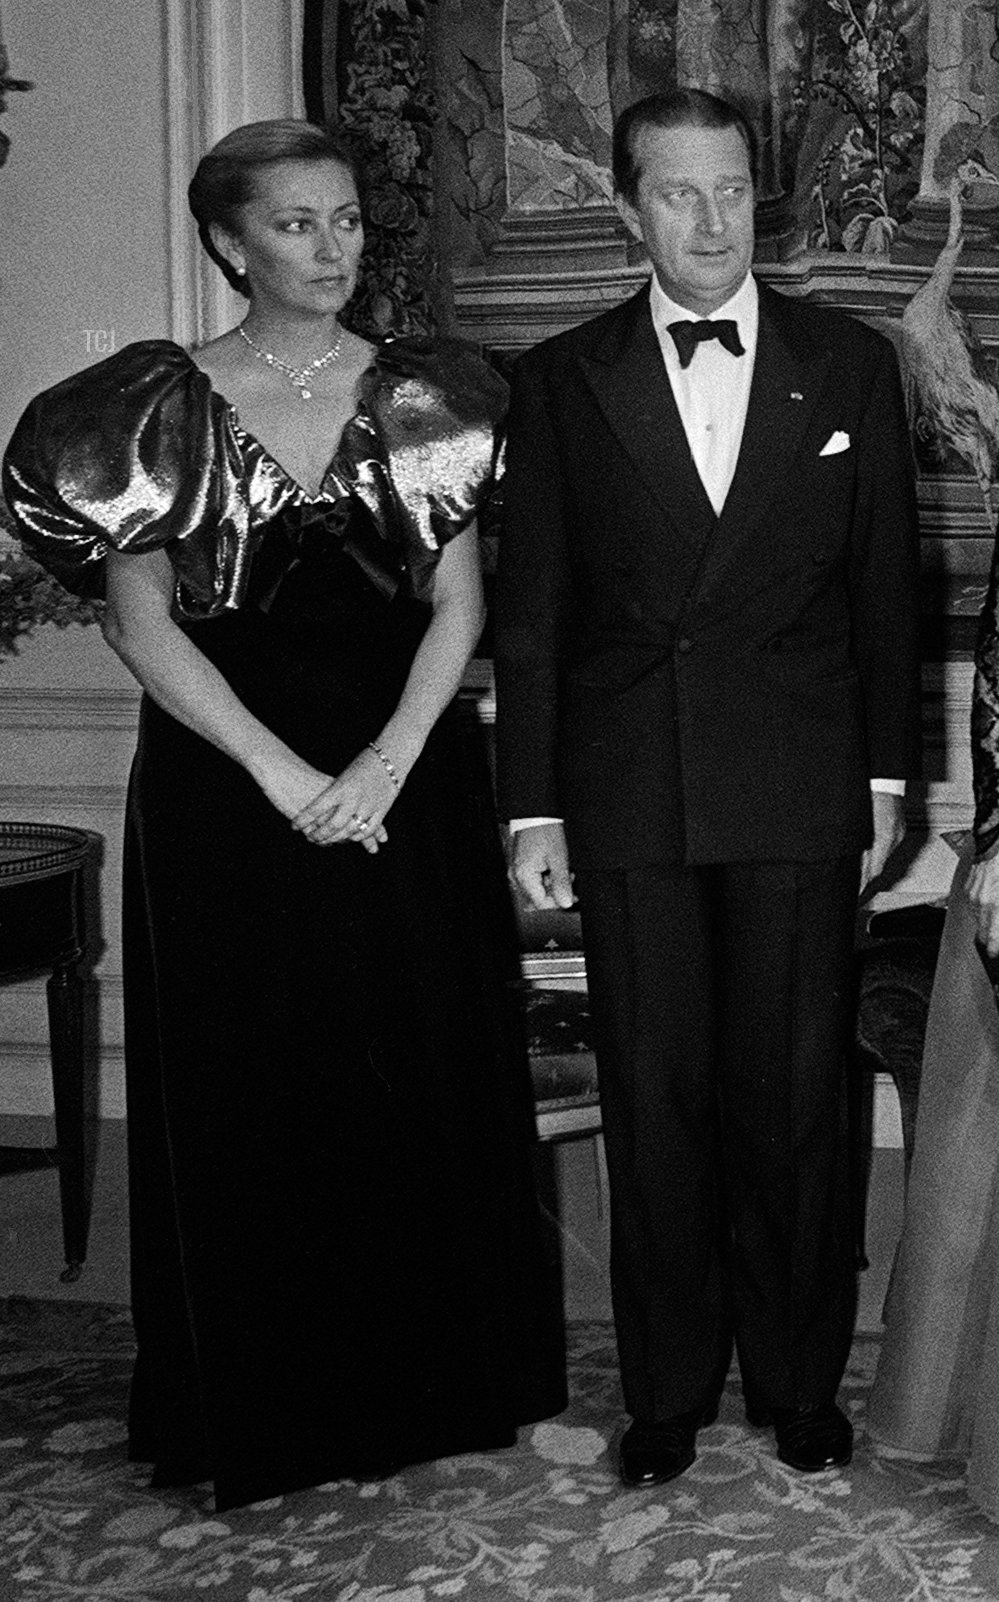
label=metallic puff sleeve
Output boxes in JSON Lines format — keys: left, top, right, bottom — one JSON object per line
{"left": 341, "top": 335, "right": 507, "bottom": 601}
{"left": 2, "top": 342, "right": 260, "bottom": 614}
{"left": 972, "top": 543, "right": 999, "bottom": 857}
{"left": 3, "top": 335, "right": 507, "bottom": 616}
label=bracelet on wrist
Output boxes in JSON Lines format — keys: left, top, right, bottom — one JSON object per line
{"left": 368, "top": 741, "right": 401, "bottom": 793}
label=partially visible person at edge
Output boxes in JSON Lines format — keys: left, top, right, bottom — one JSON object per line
{"left": 494, "top": 88, "right": 921, "bottom": 1491}
{"left": 2, "top": 118, "right": 567, "bottom": 1512}
{"left": 867, "top": 517, "right": 999, "bottom": 1518}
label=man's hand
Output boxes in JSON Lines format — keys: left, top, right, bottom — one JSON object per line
{"left": 966, "top": 853, "right": 999, "bottom": 958}
{"left": 508, "top": 821, "right": 576, "bottom": 911}
{"left": 860, "top": 791, "right": 906, "bottom": 896}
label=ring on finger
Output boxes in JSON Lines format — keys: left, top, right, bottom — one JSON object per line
{"left": 352, "top": 815, "right": 371, "bottom": 832}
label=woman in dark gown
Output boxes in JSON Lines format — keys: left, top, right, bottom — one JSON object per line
{"left": 3, "top": 120, "right": 566, "bottom": 1512}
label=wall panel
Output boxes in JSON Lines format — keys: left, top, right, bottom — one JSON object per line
{"left": 1, "top": 0, "right": 302, "bottom": 1118}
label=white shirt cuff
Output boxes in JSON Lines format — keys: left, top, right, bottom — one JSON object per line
{"left": 508, "top": 816, "right": 563, "bottom": 832}
{"left": 871, "top": 779, "right": 905, "bottom": 795}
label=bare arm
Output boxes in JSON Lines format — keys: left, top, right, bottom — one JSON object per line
{"left": 967, "top": 852, "right": 999, "bottom": 957}
{"left": 294, "top": 522, "right": 486, "bottom": 844}
{"left": 104, "top": 545, "right": 338, "bottom": 827}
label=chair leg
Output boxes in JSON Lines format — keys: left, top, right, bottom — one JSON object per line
{"left": 847, "top": 1050, "right": 875, "bottom": 1271}
{"left": 46, "top": 961, "right": 88, "bottom": 1282}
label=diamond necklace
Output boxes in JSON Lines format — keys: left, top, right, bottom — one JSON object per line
{"left": 237, "top": 323, "right": 343, "bottom": 400}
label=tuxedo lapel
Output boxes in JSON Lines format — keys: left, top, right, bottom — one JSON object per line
{"left": 714, "top": 284, "right": 831, "bottom": 551}
{"left": 572, "top": 283, "right": 834, "bottom": 603}
{"left": 578, "top": 288, "right": 716, "bottom": 556}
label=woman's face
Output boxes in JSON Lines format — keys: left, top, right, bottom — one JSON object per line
{"left": 217, "top": 157, "right": 364, "bottom": 319}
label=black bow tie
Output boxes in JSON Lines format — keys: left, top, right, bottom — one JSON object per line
{"left": 668, "top": 318, "right": 745, "bottom": 369}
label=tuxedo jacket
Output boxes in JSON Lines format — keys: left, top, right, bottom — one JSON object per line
{"left": 493, "top": 279, "right": 922, "bottom": 870}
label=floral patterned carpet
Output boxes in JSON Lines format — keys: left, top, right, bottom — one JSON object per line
{"left": 3, "top": 1300, "right": 999, "bottom": 1602}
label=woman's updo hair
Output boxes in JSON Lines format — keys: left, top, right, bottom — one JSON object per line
{"left": 188, "top": 119, "right": 363, "bottom": 297}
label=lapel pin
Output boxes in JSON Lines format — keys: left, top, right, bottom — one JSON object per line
{"left": 790, "top": 391, "right": 804, "bottom": 401}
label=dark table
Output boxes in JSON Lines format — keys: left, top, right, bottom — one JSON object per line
{"left": 0, "top": 822, "right": 95, "bottom": 1282}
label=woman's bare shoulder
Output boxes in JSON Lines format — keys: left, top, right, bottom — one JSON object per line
{"left": 188, "top": 328, "right": 245, "bottom": 387}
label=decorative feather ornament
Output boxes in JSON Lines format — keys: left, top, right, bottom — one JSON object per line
{"left": 901, "top": 183, "right": 999, "bottom": 532}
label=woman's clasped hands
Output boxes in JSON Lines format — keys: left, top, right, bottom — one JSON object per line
{"left": 293, "top": 744, "right": 400, "bottom": 852}
{"left": 252, "top": 744, "right": 399, "bottom": 852}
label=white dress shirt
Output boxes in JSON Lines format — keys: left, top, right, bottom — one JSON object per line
{"left": 509, "top": 272, "right": 901, "bottom": 829}
{"left": 649, "top": 270, "right": 758, "bottom": 516}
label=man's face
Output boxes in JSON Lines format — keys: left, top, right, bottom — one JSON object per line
{"left": 616, "top": 122, "right": 755, "bottom": 316}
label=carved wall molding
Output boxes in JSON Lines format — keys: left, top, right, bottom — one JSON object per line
{"left": 0, "top": 1041, "right": 126, "bottom": 1119}
{"left": 0, "top": 785, "right": 127, "bottom": 813}
{"left": 454, "top": 254, "right": 999, "bottom": 352}
{"left": 1, "top": 975, "right": 124, "bottom": 1014}
{"left": 0, "top": 688, "right": 140, "bottom": 732}
{"left": 163, "top": 0, "right": 305, "bottom": 347}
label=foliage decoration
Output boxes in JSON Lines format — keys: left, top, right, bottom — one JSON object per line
{"left": 796, "top": 0, "right": 924, "bottom": 254}
{"left": 0, "top": 505, "right": 102, "bottom": 660}
{"left": 334, "top": 0, "right": 439, "bottom": 337}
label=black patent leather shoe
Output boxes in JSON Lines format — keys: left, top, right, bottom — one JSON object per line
{"left": 618, "top": 1401, "right": 718, "bottom": 1488}
{"left": 768, "top": 1402, "right": 853, "bottom": 1471}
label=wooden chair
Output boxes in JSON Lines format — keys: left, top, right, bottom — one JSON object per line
{"left": 0, "top": 822, "right": 97, "bottom": 1282}
{"left": 519, "top": 899, "right": 948, "bottom": 1269}
{"left": 513, "top": 904, "right": 601, "bottom": 1143}
{"left": 520, "top": 955, "right": 600, "bottom": 1141}
{"left": 854, "top": 901, "right": 945, "bottom": 1182}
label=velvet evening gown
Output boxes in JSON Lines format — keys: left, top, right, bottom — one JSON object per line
{"left": 3, "top": 339, "right": 568, "bottom": 1511}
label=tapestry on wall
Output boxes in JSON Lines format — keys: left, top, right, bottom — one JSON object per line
{"left": 306, "top": 0, "right": 441, "bottom": 337}
{"left": 440, "top": 0, "right": 999, "bottom": 266}
{"left": 307, "top": 0, "right": 999, "bottom": 329}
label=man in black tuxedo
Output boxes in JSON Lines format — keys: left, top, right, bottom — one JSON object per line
{"left": 494, "top": 89, "right": 921, "bottom": 1486}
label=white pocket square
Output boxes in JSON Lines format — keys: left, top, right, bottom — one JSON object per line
{"left": 820, "top": 430, "right": 851, "bottom": 457}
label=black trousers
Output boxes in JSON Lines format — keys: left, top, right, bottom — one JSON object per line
{"left": 575, "top": 856, "right": 860, "bottom": 1423}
